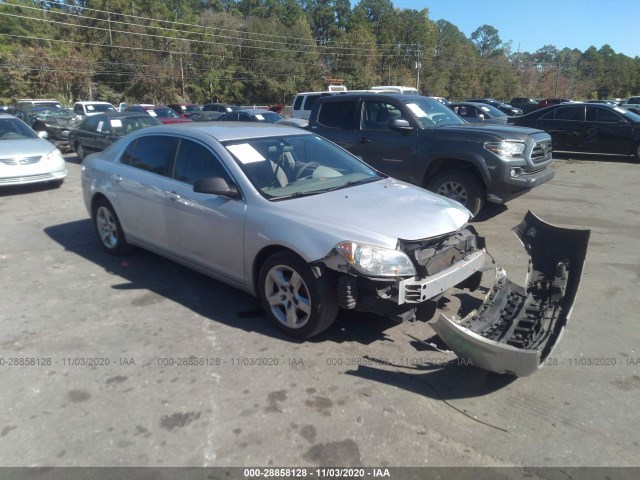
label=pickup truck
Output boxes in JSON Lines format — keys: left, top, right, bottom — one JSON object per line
{"left": 620, "top": 96, "right": 640, "bottom": 115}
{"left": 307, "top": 93, "right": 555, "bottom": 215}
{"left": 510, "top": 97, "right": 541, "bottom": 114}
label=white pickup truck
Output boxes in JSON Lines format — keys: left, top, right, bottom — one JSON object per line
{"left": 620, "top": 96, "right": 640, "bottom": 114}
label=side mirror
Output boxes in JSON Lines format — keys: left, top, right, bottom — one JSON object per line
{"left": 477, "top": 113, "right": 485, "bottom": 121}
{"left": 37, "top": 130, "right": 48, "bottom": 139}
{"left": 193, "top": 177, "right": 241, "bottom": 200}
{"left": 389, "top": 118, "right": 413, "bottom": 131}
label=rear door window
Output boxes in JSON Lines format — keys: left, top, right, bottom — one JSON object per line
{"left": 121, "top": 135, "right": 178, "bottom": 176}
{"left": 554, "top": 106, "right": 583, "bottom": 121}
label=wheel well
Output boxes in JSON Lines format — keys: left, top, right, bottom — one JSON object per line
{"left": 252, "top": 245, "right": 300, "bottom": 295}
{"left": 90, "top": 193, "right": 109, "bottom": 219}
{"left": 422, "top": 159, "right": 485, "bottom": 188}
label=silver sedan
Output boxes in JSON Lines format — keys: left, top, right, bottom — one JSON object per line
{"left": 81, "top": 123, "right": 589, "bottom": 376}
{"left": 0, "top": 114, "right": 67, "bottom": 187}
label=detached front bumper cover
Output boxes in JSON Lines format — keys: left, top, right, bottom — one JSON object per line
{"left": 431, "top": 211, "right": 590, "bottom": 377}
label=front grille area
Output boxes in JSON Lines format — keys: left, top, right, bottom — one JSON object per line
{"left": 0, "top": 173, "right": 54, "bottom": 184}
{"left": 530, "top": 139, "right": 552, "bottom": 164}
{"left": 398, "top": 226, "right": 484, "bottom": 278}
{"left": 0, "top": 155, "right": 42, "bottom": 166}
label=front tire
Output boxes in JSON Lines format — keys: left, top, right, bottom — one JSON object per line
{"left": 258, "top": 251, "right": 338, "bottom": 339}
{"left": 75, "top": 142, "right": 85, "bottom": 161}
{"left": 92, "top": 198, "right": 132, "bottom": 255}
{"left": 426, "top": 169, "right": 485, "bottom": 216}
{"left": 634, "top": 142, "right": 640, "bottom": 162}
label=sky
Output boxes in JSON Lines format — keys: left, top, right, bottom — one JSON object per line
{"left": 388, "top": 0, "right": 640, "bottom": 58}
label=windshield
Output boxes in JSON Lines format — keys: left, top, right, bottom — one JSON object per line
{"left": 184, "top": 105, "right": 202, "bottom": 112}
{"left": 479, "top": 104, "right": 507, "bottom": 117}
{"left": 616, "top": 107, "right": 640, "bottom": 122}
{"left": 86, "top": 104, "right": 116, "bottom": 113}
{"left": 402, "top": 97, "right": 466, "bottom": 128}
{"left": 253, "top": 112, "right": 283, "bottom": 123}
{"left": 0, "top": 118, "right": 39, "bottom": 140}
{"left": 109, "top": 116, "right": 162, "bottom": 136}
{"left": 33, "top": 108, "right": 70, "bottom": 118}
{"left": 149, "top": 107, "right": 180, "bottom": 118}
{"left": 224, "top": 134, "right": 383, "bottom": 200}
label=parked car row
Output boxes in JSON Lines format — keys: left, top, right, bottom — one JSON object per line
{"left": 0, "top": 112, "right": 67, "bottom": 187}
{"left": 508, "top": 102, "right": 640, "bottom": 160}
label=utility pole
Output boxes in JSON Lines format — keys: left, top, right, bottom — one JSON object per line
{"left": 180, "top": 57, "right": 185, "bottom": 100}
{"left": 554, "top": 57, "right": 560, "bottom": 97}
{"left": 415, "top": 44, "right": 421, "bottom": 92}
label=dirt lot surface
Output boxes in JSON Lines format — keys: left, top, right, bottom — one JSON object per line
{"left": 1, "top": 154, "right": 639, "bottom": 473}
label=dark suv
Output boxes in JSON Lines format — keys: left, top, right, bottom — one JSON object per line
{"left": 308, "top": 93, "right": 555, "bottom": 214}
{"left": 510, "top": 97, "right": 540, "bottom": 114}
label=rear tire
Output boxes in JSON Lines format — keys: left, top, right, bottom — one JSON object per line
{"left": 92, "top": 198, "right": 132, "bottom": 255}
{"left": 426, "top": 169, "right": 485, "bottom": 216}
{"left": 258, "top": 251, "right": 338, "bottom": 339}
{"left": 634, "top": 142, "right": 640, "bottom": 162}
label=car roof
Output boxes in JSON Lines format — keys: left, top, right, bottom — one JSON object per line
{"left": 239, "top": 109, "right": 273, "bottom": 114}
{"left": 318, "top": 92, "right": 424, "bottom": 101}
{"left": 16, "top": 105, "right": 68, "bottom": 111}
{"left": 74, "top": 101, "right": 114, "bottom": 105}
{"left": 131, "top": 122, "right": 310, "bottom": 142}
{"left": 88, "top": 111, "right": 155, "bottom": 118}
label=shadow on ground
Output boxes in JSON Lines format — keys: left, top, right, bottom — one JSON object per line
{"left": 43, "top": 219, "right": 402, "bottom": 346}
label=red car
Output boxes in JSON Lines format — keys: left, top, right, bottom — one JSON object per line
{"left": 537, "top": 98, "right": 573, "bottom": 109}
{"left": 125, "top": 104, "right": 192, "bottom": 124}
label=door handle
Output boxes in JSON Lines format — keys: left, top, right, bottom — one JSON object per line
{"left": 358, "top": 136, "right": 371, "bottom": 144}
{"left": 164, "top": 191, "right": 181, "bottom": 201}
{"left": 110, "top": 174, "right": 122, "bottom": 183}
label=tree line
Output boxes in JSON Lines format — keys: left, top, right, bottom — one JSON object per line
{"left": 1, "top": 0, "right": 639, "bottom": 107}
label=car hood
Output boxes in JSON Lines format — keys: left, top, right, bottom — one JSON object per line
{"left": 266, "top": 178, "right": 471, "bottom": 247}
{"left": 444, "top": 123, "right": 538, "bottom": 137}
{"left": 0, "top": 139, "right": 56, "bottom": 158}
{"left": 41, "top": 115, "right": 74, "bottom": 128}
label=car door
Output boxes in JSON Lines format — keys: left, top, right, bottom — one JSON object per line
{"left": 350, "top": 100, "right": 417, "bottom": 182}
{"left": 92, "top": 115, "right": 115, "bottom": 152}
{"left": 112, "top": 135, "right": 179, "bottom": 250}
{"left": 538, "top": 105, "right": 585, "bottom": 150}
{"left": 585, "top": 106, "right": 633, "bottom": 155}
{"left": 76, "top": 116, "right": 101, "bottom": 152}
{"left": 163, "top": 138, "right": 246, "bottom": 285}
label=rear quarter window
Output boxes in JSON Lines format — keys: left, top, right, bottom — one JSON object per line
{"left": 317, "top": 101, "right": 357, "bottom": 129}
{"left": 303, "top": 94, "right": 321, "bottom": 110}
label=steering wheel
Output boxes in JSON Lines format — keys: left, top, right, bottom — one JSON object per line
{"left": 295, "top": 162, "right": 320, "bottom": 180}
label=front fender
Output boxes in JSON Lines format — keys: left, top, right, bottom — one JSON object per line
{"left": 431, "top": 211, "right": 590, "bottom": 376}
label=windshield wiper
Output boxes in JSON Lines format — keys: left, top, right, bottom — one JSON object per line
{"left": 271, "top": 177, "right": 380, "bottom": 200}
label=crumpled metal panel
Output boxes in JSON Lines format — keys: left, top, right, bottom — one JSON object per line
{"left": 431, "top": 211, "right": 590, "bottom": 376}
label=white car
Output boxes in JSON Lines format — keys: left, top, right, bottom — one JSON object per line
{"left": 72, "top": 101, "right": 117, "bottom": 119}
{"left": 81, "top": 123, "right": 589, "bottom": 376}
{"left": 0, "top": 114, "right": 67, "bottom": 187}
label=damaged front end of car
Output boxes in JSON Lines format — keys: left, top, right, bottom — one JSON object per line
{"left": 431, "top": 211, "right": 590, "bottom": 377}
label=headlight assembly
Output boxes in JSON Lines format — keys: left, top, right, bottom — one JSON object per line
{"left": 335, "top": 241, "right": 416, "bottom": 277}
{"left": 42, "top": 149, "right": 65, "bottom": 164}
{"left": 484, "top": 141, "right": 525, "bottom": 157}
